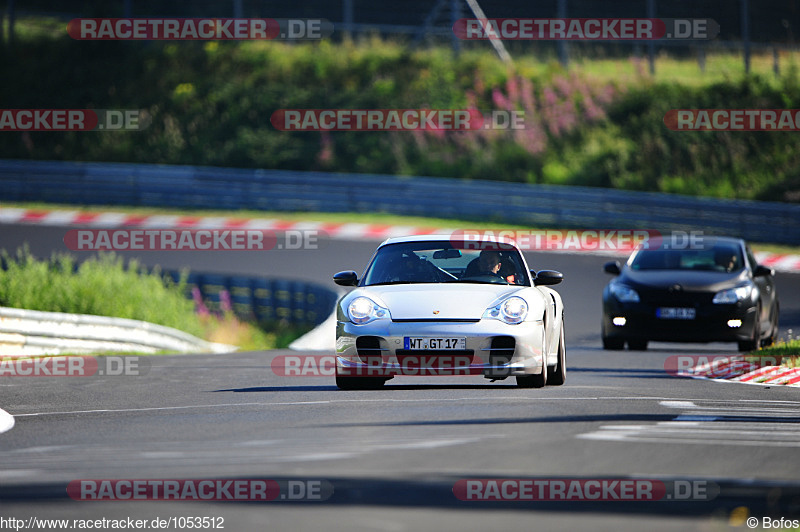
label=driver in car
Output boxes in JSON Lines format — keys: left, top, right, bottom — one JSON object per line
{"left": 714, "top": 250, "right": 739, "bottom": 272}
{"left": 478, "top": 250, "right": 503, "bottom": 276}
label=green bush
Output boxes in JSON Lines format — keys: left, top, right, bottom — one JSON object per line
{"left": 0, "top": 248, "right": 203, "bottom": 336}
{"left": 3, "top": 26, "right": 800, "bottom": 201}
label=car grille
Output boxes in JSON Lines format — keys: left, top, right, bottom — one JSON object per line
{"left": 636, "top": 288, "right": 714, "bottom": 306}
{"left": 391, "top": 319, "right": 481, "bottom": 323}
{"left": 394, "top": 350, "right": 475, "bottom": 367}
{"left": 488, "top": 336, "right": 515, "bottom": 366}
{"left": 356, "top": 336, "right": 383, "bottom": 365}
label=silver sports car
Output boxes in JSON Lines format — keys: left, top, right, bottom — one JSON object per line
{"left": 332, "top": 235, "right": 566, "bottom": 389}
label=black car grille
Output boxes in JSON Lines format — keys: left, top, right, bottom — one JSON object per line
{"left": 394, "top": 350, "right": 475, "bottom": 367}
{"left": 391, "top": 318, "right": 481, "bottom": 323}
{"left": 356, "top": 336, "right": 383, "bottom": 365}
{"left": 488, "top": 336, "right": 516, "bottom": 365}
{"left": 636, "top": 288, "right": 714, "bottom": 306}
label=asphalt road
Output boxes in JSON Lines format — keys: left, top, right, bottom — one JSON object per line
{"left": 2, "top": 224, "right": 800, "bottom": 531}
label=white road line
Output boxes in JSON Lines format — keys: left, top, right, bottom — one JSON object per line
{"left": 0, "top": 408, "right": 14, "bottom": 433}
{"left": 577, "top": 397, "right": 800, "bottom": 447}
{"left": 10, "top": 396, "right": 800, "bottom": 418}
{"left": 12, "top": 402, "right": 267, "bottom": 417}
{"left": 577, "top": 433, "right": 800, "bottom": 447}
{"left": 0, "top": 469, "right": 39, "bottom": 479}
{"left": 659, "top": 400, "right": 698, "bottom": 409}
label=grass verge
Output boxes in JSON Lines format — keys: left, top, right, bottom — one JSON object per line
{"left": 0, "top": 247, "right": 305, "bottom": 353}
{"left": 749, "top": 340, "right": 800, "bottom": 369}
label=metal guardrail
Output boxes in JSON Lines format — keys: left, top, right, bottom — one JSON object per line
{"left": 163, "top": 270, "right": 339, "bottom": 327}
{"left": 0, "top": 306, "right": 235, "bottom": 356}
{"left": 1, "top": 159, "right": 799, "bottom": 245}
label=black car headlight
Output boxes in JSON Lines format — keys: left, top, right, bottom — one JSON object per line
{"left": 609, "top": 283, "right": 640, "bottom": 303}
{"left": 712, "top": 285, "right": 753, "bottom": 304}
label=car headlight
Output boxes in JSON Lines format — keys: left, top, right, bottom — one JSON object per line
{"left": 483, "top": 296, "right": 528, "bottom": 325}
{"left": 347, "top": 296, "right": 391, "bottom": 324}
{"left": 609, "top": 283, "right": 640, "bottom": 303}
{"left": 712, "top": 285, "right": 753, "bottom": 304}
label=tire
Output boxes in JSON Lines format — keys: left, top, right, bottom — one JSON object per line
{"left": 602, "top": 336, "right": 625, "bottom": 350}
{"left": 761, "top": 304, "right": 779, "bottom": 348}
{"left": 627, "top": 340, "right": 648, "bottom": 351}
{"left": 335, "top": 366, "right": 386, "bottom": 390}
{"left": 738, "top": 307, "right": 761, "bottom": 352}
{"left": 517, "top": 335, "right": 547, "bottom": 388}
{"left": 547, "top": 323, "right": 566, "bottom": 386}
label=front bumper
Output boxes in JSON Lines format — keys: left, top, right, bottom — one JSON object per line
{"left": 602, "top": 300, "right": 757, "bottom": 343}
{"left": 335, "top": 318, "right": 545, "bottom": 378}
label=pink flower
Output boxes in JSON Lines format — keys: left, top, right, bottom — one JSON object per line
{"left": 192, "top": 286, "right": 210, "bottom": 317}
{"left": 506, "top": 76, "right": 520, "bottom": 105}
{"left": 317, "top": 131, "right": 333, "bottom": 165}
{"left": 521, "top": 78, "right": 535, "bottom": 112}
{"left": 220, "top": 289, "right": 233, "bottom": 313}
{"left": 492, "top": 88, "right": 512, "bottom": 111}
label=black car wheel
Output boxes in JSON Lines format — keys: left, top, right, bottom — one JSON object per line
{"left": 602, "top": 335, "right": 625, "bottom": 350}
{"left": 761, "top": 304, "right": 779, "bottom": 348}
{"left": 738, "top": 306, "right": 761, "bottom": 352}
{"left": 547, "top": 322, "right": 566, "bottom": 386}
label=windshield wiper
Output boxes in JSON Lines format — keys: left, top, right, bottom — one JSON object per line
{"left": 447, "top": 279, "right": 508, "bottom": 285}
{"left": 366, "top": 281, "right": 438, "bottom": 286}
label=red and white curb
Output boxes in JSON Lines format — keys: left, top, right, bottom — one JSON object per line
{"left": 680, "top": 357, "right": 800, "bottom": 387}
{"left": 0, "top": 207, "right": 450, "bottom": 242}
{"left": 1, "top": 207, "right": 799, "bottom": 271}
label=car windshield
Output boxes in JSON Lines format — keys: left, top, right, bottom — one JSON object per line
{"left": 629, "top": 243, "right": 745, "bottom": 272}
{"left": 362, "top": 241, "right": 530, "bottom": 286}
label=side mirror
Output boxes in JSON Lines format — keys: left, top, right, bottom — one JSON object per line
{"left": 753, "top": 265, "right": 774, "bottom": 278}
{"left": 603, "top": 261, "right": 622, "bottom": 275}
{"left": 534, "top": 270, "right": 563, "bottom": 286}
{"left": 333, "top": 270, "right": 359, "bottom": 286}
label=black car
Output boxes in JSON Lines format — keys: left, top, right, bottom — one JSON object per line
{"left": 601, "top": 236, "right": 779, "bottom": 352}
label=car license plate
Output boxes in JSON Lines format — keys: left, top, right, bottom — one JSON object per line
{"left": 656, "top": 307, "right": 696, "bottom": 319}
{"left": 404, "top": 337, "right": 466, "bottom": 350}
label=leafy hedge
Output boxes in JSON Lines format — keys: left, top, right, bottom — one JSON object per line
{"left": 2, "top": 33, "right": 800, "bottom": 201}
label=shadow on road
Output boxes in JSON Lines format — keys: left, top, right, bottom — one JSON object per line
{"left": 1, "top": 475, "right": 797, "bottom": 519}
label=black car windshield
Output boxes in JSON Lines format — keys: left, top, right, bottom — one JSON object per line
{"left": 629, "top": 243, "right": 745, "bottom": 272}
{"left": 362, "top": 241, "right": 530, "bottom": 286}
